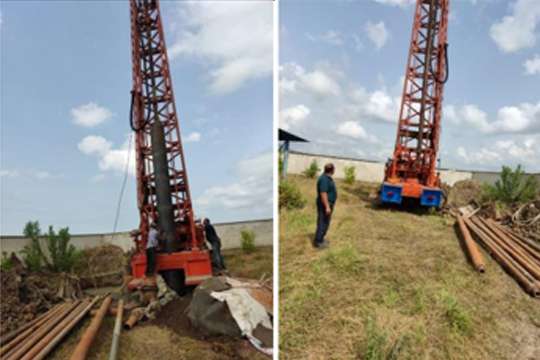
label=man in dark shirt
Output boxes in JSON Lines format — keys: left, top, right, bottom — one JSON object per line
{"left": 203, "top": 218, "right": 226, "bottom": 271}
{"left": 314, "top": 163, "right": 337, "bottom": 249}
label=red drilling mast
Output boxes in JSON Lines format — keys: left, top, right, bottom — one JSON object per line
{"left": 128, "top": 0, "right": 212, "bottom": 292}
{"left": 381, "top": 0, "right": 449, "bottom": 207}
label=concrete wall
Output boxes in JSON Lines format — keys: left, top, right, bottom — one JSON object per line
{"left": 0, "top": 219, "right": 273, "bottom": 255}
{"left": 286, "top": 151, "right": 540, "bottom": 186}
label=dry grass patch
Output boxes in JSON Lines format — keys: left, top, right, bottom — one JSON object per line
{"left": 280, "top": 175, "right": 540, "bottom": 360}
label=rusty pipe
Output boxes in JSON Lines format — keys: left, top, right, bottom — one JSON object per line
{"left": 488, "top": 220, "right": 540, "bottom": 261}
{"left": 69, "top": 295, "right": 112, "bottom": 360}
{"left": 108, "top": 300, "right": 124, "bottom": 360}
{"left": 456, "top": 215, "right": 485, "bottom": 272}
{"left": 31, "top": 297, "right": 101, "bottom": 360}
{"left": 5, "top": 301, "right": 81, "bottom": 360}
{"left": 19, "top": 301, "right": 90, "bottom": 360}
{"left": 473, "top": 217, "right": 540, "bottom": 280}
{"left": 465, "top": 218, "right": 539, "bottom": 297}
{"left": 123, "top": 307, "right": 145, "bottom": 330}
{"left": 0, "top": 303, "right": 66, "bottom": 356}
{"left": 0, "top": 304, "right": 61, "bottom": 347}
{"left": 494, "top": 222, "right": 540, "bottom": 252}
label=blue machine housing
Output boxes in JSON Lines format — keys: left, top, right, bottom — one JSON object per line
{"left": 380, "top": 183, "right": 403, "bottom": 204}
{"left": 420, "top": 188, "right": 443, "bottom": 207}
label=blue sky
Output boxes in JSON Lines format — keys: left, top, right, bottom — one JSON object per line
{"left": 280, "top": 0, "right": 540, "bottom": 173}
{"left": 0, "top": 1, "right": 273, "bottom": 235}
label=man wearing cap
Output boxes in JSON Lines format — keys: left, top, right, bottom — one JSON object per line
{"left": 314, "top": 163, "right": 337, "bottom": 249}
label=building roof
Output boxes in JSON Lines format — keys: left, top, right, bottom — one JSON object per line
{"left": 279, "top": 129, "right": 308, "bottom": 142}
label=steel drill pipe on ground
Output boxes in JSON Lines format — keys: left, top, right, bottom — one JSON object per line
{"left": 69, "top": 295, "right": 112, "bottom": 360}
{"left": 0, "top": 304, "right": 66, "bottom": 357}
{"left": 464, "top": 218, "right": 539, "bottom": 297}
{"left": 480, "top": 218, "right": 540, "bottom": 270}
{"left": 0, "top": 304, "right": 61, "bottom": 346}
{"left": 473, "top": 217, "right": 540, "bottom": 280}
{"left": 31, "top": 297, "right": 101, "bottom": 360}
{"left": 5, "top": 301, "right": 81, "bottom": 360}
{"left": 108, "top": 299, "right": 124, "bottom": 360}
{"left": 489, "top": 220, "right": 540, "bottom": 260}
{"left": 19, "top": 301, "right": 90, "bottom": 360}
{"left": 456, "top": 214, "right": 486, "bottom": 272}
{"left": 0, "top": 303, "right": 69, "bottom": 358}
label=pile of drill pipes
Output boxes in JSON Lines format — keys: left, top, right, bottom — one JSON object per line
{"left": 0, "top": 296, "right": 102, "bottom": 360}
{"left": 459, "top": 214, "right": 540, "bottom": 298}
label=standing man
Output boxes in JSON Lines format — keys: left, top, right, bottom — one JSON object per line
{"left": 203, "top": 218, "right": 226, "bottom": 272}
{"left": 146, "top": 222, "right": 159, "bottom": 277}
{"left": 314, "top": 163, "right": 337, "bottom": 249}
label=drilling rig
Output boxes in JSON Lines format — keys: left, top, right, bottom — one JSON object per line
{"left": 127, "top": 0, "right": 212, "bottom": 293}
{"left": 380, "top": 0, "right": 449, "bottom": 208}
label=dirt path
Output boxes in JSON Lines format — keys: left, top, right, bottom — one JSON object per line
{"left": 279, "top": 176, "right": 540, "bottom": 360}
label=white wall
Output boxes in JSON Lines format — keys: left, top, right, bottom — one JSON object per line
{"left": 286, "top": 151, "right": 474, "bottom": 185}
{"left": 0, "top": 219, "right": 273, "bottom": 255}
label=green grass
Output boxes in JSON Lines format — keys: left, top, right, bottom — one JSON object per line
{"left": 280, "top": 175, "right": 540, "bottom": 360}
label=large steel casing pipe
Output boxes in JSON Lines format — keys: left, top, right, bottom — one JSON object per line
{"left": 150, "top": 120, "right": 179, "bottom": 252}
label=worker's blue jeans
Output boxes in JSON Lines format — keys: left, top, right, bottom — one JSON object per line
{"left": 315, "top": 200, "right": 333, "bottom": 245}
{"left": 211, "top": 243, "right": 226, "bottom": 270}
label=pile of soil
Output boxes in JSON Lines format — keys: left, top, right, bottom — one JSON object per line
{"left": 0, "top": 262, "right": 66, "bottom": 334}
{"left": 446, "top": 180, "right": 482, "bottom": 208}
{"left": 76, "top": 245, "right": 126, "bottom": 288}
{"left": 509, "top": 199, "right": 540, "bottom": 240}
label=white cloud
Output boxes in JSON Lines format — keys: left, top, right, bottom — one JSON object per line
{"left": 307, "top": 30, "right": 344, "bottom": 46}
{"left": 34, "top": 171, "right": 52, "bottom": 179}
{"left": 185, "top": 132, "right": 201, "bottom": 143}
{"left": 169, "top": 2, "right": 272, "bottom": 94}
{"left": 280, "top": 63, "right": 341, "bottom": 98}
{"left": 78, "top": 135, "right": 112, "bottom": 156}
{"left": 78, "top": 135, "right": 135, "bottom": 176}
{"left": 71, "top": 103, "right": 113, "bottom": 127}
{"left": 490, "top": 0, "right": 540, "bottom": 53}
{"left": 524, "top": 54, "right": 540, "bottom": 75}
{"left": 0, "top": 170, "right": 19, "bottom": 178}
{"left": 365, "top": 21, "right": 389, "bottom": 49}
{"left": 281, "top": 105, "right": 311, "bottom": 130}
{"left": 372, "top": 0, "right": 414, "bottom": 7}
{"left": 445, "top": 102, "right": 540, "bottom": 134}
{"left": 197, "top": 152, "right": 272, "bottom": 211}
{"left": 336, "top": 121, "right": 368, "bottom": 139}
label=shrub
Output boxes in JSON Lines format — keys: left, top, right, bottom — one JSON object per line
{"left": 303, "top": 160, "right": 320, "bottom": 178}
{"left": 21, "top": 221, "right": 46, "bottom": 271}
{"left": 279, "top": 180, "right": 306, "bottom": 210}
{"left": 240, "top": 229, "right": 256, "bottom": 254}
{"left": 1, "top": 252, "right": 13, "bottom": 271}
{"left": 344, "top": 166, "right": 356, "bottom": 185}
{"left": 46, "top": 226, "right": 81, "bottom": 272}
{"left": 482, "top": 165, "right": 538, "bottom": 204}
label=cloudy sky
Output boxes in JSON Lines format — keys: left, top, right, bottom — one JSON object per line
{"left": 0, "top": 1, "right": 272, "bottom": 235}
{"left": 280, "top": 0, "right": 540, "bottom": 173}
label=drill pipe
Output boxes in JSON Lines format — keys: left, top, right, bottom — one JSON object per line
{"left": 489, "top": 220, "right": 540, "bottom": 260}
{"left": 20, "top": 301, "right": 90, "bottom": 360}
{"left": 0, "top": 304, "right": 66, "bottom": 355}
{"left": 69, "top": 296, "right": 112, "bottom": 360}
{"left": 473, "top": 217, "right": 540, "bottom": 280}
{"left": 108, "top": 299, "right": 124, "bottom": 360}
{"left": 123, "top": 307, "right": 145, "bottom": 330}
{"left": 0, "top": 304, "right": 61, "bottom": 346}
{"left": 151, "top": 120, "right": 178, "bottom": 252}
{"left": 464, "top": 217, "right": 539, "bottom": 297}
{"left": 456, "top": 215, "right": 485, "bottom": 272}
{"left": 31, "top": 297, "right": 101, "bottom": 360}
{"left": 5, "top": 301, "right": 81, "bottom": 360}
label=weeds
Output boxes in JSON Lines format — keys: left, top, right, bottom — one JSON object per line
{"left": 482, "top": 165, "right": 538, "bottom": 204}
{"left": 21, "top": 221, "right": 47, "bottom": 271}
{"left": 1, "top": 252, "right": 13, "bottom": 271}
{"left": 279, "top": 180, "right": 306, "bottom": 210}
{"left": 362, "top": 317, "right": 388, "bottom": 360}
{"left": 303, "top": 160, "right": 320, "bottom": 178}
{"left": 240, "top": 229, "right": 256, "bottom": 254}
{"left": 344, "top": 166, "right": 356, "bottom": 185}
{"left": 438, "top": 290, "right": 472, "bottom": 335}
{"left": 320, "top": 245, "right": 364, "bottom": 275}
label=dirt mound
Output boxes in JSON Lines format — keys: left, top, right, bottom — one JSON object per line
{"left": 446, "top": 180, "right": 482, "bottom": 208}
{"left": 76, "top": 244, "right": 126, "bottom": 288}
{"left": 0, "top": 265, "right": 74, "bottom": 334}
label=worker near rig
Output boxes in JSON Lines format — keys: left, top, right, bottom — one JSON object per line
{"left": 203, "top": 218, "right": 226, "bottom": 272}
{"left": 314, "top": 163, "right": 337, "bottom": 249}
{"left": 146, "top": 222, "right": 159, "bottom": 277}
